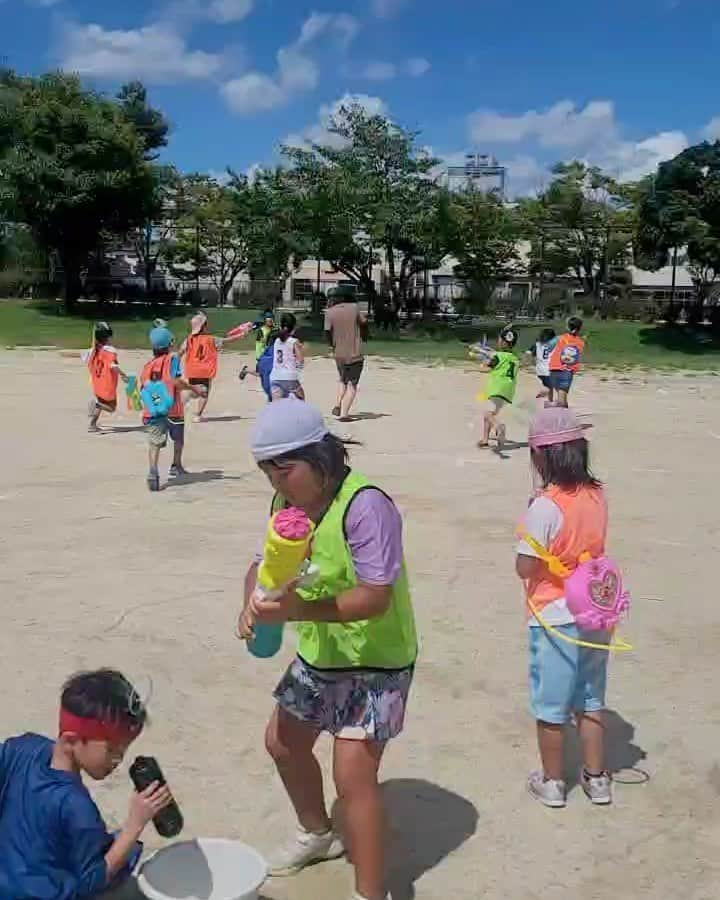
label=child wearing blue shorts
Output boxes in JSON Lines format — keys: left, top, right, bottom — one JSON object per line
{"left": 516, "top": 407, "right": 613, "bottom": 808}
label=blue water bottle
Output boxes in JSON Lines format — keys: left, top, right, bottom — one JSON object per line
{"left": 247, "top": 622, "right": 284, "bottom": 658}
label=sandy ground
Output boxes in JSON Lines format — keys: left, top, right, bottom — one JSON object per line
{"left": 1, "top": 347, "right": 720, "bottom": 900}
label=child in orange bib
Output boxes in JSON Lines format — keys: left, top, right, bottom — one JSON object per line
{"left": 180, "top": 312, "right": 250, "bottom": 421}
{"left": 84, "top": 322, "right": 128, "bottom": 433}
{"left": 548, "top": 317, "right": 585, "bottom": 407}
{"left": 516, "top": 407, "right": 615, "bottom": 809}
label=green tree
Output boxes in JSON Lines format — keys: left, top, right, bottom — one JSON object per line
{"left": 168, "top": 173, "right": 293, "bottom": 305}
{"left": 0, "top": 70, "right": 157, "bottom": 309}
{"left": 634, "top": 142, "right": 720, "bottom": 304}
{"left": 116, "top": 81, "right": 169, "bottom": 161}
{"left": 280, "top": 103, "right": 442, "bottom": 307}
{"left": 444, "top": 188, "right": 520, "bottom": 312}
{"left": 519, "top": 162, "right": 632, "bottom": 303}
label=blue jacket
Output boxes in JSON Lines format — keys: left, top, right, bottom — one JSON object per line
{"left": 0, "top": 734, "right": 139, "bottom": 900}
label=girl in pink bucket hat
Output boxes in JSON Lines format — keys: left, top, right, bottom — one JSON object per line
{"left": 515, "top": 407, "right": 618, "bottom": 809}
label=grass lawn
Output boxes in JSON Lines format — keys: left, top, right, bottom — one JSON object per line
{"left": 1, "top": 300, "right": 719, "bottom": 371}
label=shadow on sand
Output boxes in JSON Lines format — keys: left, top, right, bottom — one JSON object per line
{"left": 336, "top": 778, "right": 477, "bottom": 900}
{"left": 564, "top": 708, "right": 649, "bottom": 789}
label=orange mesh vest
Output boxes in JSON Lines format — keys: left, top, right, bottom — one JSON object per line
{"left": 549, "top": 334, "right": 585, "bottom": 373}
{"left": 88, "top": 345, "right": 119, "bottom": 402}
{"left": 140, "top": 353, "right": 183, "bottom": 420}
{"left": 523, "top": 485, "right": 607, "bottom": 617}
{"left": 184, "top": 334, "right": 218, "bottom": 380}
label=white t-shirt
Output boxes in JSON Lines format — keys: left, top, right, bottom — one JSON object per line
{"left": 270, "top": 337, "right": 302, "bottom": 383}
{"left": 516, "top": 495, "right": 575, "bottom": 627}
{"left": 534, "top": 340, "right": 556, "bottom": 377}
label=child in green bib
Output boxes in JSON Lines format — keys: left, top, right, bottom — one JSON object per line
{"left": 477, "top": 325, "right": 519, "bottom": 451}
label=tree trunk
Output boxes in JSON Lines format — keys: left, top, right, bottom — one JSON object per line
{"left": 60, "top": 250, "right": 83, "bottom": 313}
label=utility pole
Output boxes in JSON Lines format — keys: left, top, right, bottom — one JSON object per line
{"left": 195, "top": 225, "right": 200, "bottom": 296}
{"left": 670, "top": 245, "right": 678, "bottom": 305}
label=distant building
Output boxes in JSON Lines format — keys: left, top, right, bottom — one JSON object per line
{"left": 444, "top": 153, "right": 507, "bottom": 198}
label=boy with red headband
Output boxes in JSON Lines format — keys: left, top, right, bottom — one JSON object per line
{"left": 0, "top": 669, "right": 172, "bottom": 899}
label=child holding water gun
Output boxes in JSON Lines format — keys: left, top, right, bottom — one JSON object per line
{"left": 0, "top": 668, "right": 172, "bottom": 899}
{"left": 180, "top": 312, "right": 251, "bottom": 422}
{"left": 140, "top": 325, "right": 205, "bottom": 492}
{"left": 239, "top": 309, "right": 275, "bottom": 384}
{"left": 472, "top": 325, "right": 519, "bottom": 451}
{"left": 515, "top": 407, "right": 613, "bottom": 808}
{"left": 84, "top": 322, "right": 128, "bottom": 433}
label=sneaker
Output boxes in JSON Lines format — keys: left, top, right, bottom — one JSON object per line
{"left": 168, "top": 465, "right": 187, "bottom": 479}
{"left": 88, "top": 423, "right": 100, "bottom": 433}
{"left": 527, "top": 771, "right": 566, "bottom": 808}
{"left": 146, "top": 472, "right": 160, "bottom": 492}
{"left": 268, "top": 827, "right": 344, "bottom": 877}
{"left": 238, "top": 365, "right": 249, "bottom": 381}
{"left": 581, "top": 770, "right": 612, "bottom": 805}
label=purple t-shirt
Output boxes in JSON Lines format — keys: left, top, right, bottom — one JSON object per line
{"left": 256, "top": 489, "right": 403, "bottom": 585}
{"left": 344, "top": 489, "right": 403, "bottom": 585}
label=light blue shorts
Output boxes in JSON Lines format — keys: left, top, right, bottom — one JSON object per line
{"left": 528, "top": 625, "right": 609, "bottom": 725}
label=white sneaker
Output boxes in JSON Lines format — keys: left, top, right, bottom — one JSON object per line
{"left": 527, "top": 771, "right": 566, "bottom": 808}
{"left": 581, "top": 770, "right": 612, "bottom": 805}
{"left": 268, "top": 826, "right": 345, "bottom": 877}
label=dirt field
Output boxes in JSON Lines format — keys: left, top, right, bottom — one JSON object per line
{"left": 1, "top": 348, "right": 719, "bottom": 900}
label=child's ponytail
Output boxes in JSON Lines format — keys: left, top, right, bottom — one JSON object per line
{"left": 279, "top": 313, "right": 296, "bottom": 342}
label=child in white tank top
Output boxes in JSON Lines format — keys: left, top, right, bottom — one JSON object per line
{"left": 270, "top": 313, "right": 305, "bottom": 400}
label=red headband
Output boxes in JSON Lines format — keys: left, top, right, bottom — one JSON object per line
{"left": 59, "top": 708, "right": 142, "bottom": 744}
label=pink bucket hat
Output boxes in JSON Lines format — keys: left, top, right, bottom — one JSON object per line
{"left": 191, "top": 312, "right": 208, "bottom": 335}
{"left": 529, "top": 407, "right": 592, "bottom": 449}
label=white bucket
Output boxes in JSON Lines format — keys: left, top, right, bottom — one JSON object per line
{"left": 137, "top": 838, "right": 267, "bottom": 900}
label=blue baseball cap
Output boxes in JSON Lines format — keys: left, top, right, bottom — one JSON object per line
{"left": 149, "top": 326, "right": 173, "bottom": 350}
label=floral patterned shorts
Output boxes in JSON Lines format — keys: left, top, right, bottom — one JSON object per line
{"left": 274, "top": 656, "right": 414, "bottom": 742}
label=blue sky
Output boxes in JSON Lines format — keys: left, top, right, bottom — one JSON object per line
{"left": 5, "top": 0, "right": 720, "bottom": 194}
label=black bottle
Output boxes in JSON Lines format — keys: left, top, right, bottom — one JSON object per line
{"left": 129, "top": 755, "right": 184, "bottom": 838}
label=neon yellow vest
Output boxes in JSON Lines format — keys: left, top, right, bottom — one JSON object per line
{"left": 255, "top": 324, "right": 272, "bottom": 360}
{"left": 272, "top": 471, "right": 417, "bottom": 670}
{"left": 486, "top": 350, "right": 519, "bottom": 402}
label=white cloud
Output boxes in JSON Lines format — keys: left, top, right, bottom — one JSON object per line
{"left": 465, "top": 98, "right": 688, "bottom": 190}
{"left": 356, "top": 56, "right": 430, "bottom": 81}
{"left": 284, "top": 93, "right": 388, "bottom": 149}
{"left": 60, "top": 24, "right": 222, "bottom": 83}
{"left": 362, "top": 61, "right": 397, "bottom": 81}
{"left": 703, "top": 116, "right": 720, "bottom": 141}
{"left": 277, "top": 48, "right": 318, "bottom": 92}
{"left": 605, "top": 130, "right": 689, "bottom": 181}
{"left": 221, "top": 11, "right": 359, "bottom": 116}
{"left": 221, "top": 72, "right": 285, "bottom": 114}
{"left": 207, "top": 0, "right": 253, "bottom": 22}
{"left": 372, "top": 0, "right": 409, "bottom": 18}
{"left": 468, "top": 100, "right": 617, "bottom": 149}
{"left": 405, "top": 56, "right": 430, "bottom": 77}
{"left": 297, "top": 12, "right": 359, "bottom": 48}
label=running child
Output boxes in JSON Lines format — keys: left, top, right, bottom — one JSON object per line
{"left": 239, "top": 309, "right": 275, "bottom": 383}
{"left": 516, "top": 407, "right": 612, "bottom": 808}
{"left": 180, "top": 312, "right": 246, "bottom": 422}
{"left": 526, "top": 327, "right": 557, "bottom": 403}
{"left": 0, "top": 668, "right": 172, "bottom": 899}
{"left": 548, "top": 317, "right": 585, "bottom": 407}
{"left": 84, "top": 322, "right": 128, "bottom": 433}
{"left": 270, "top": 313, "right": 305, "bottom": 401}
{"left": 474, "top": 325, "right": 519, "bottom": 451}
{"left": 140, "top": 325, "right": 205, "bottom": 492}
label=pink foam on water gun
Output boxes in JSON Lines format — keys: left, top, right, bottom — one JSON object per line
{"left": 274, "top": 507, "right": 311, "bottom": 540}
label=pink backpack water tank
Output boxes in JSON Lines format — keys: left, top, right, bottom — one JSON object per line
{"left": 564, "top": 553, "right": 630, "bottom": 631}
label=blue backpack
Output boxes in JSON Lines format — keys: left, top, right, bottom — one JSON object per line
{"left": 141, "top": 378, "right": 174, "bottom": 417}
